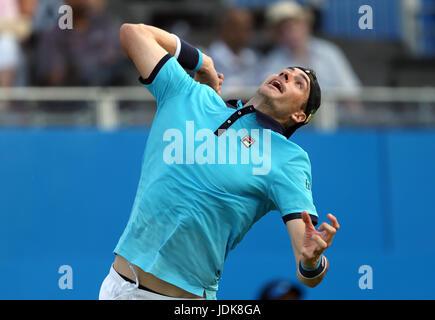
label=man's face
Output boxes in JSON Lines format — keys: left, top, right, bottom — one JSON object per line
{"left": 277, "top": 18, "right": 310, "bottom": 50}
{"left": 257, "top": 67, "right": 311, "bottom": 126}
{"left": 222, "top": 10, "right": 254, "bottom": 49}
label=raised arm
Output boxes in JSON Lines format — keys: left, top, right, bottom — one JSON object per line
{"left": 286, "top": 211, "right": 340, "bottom": 288}
{"left": 119, "top": 23, "right": 223, "bottom": 94}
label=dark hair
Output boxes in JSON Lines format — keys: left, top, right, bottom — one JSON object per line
{"left": 284, "top": 67, "right": 321, "bottom": 138}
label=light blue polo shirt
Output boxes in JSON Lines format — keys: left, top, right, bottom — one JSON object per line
{"left": 114, "top": 54, "right": 318, "bottom": 300}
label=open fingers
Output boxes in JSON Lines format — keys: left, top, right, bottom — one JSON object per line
{"left": 327, "top": 213, "right": 340, "bottom": 230}
{"left": 215, "top": 73, "right": 224, "bottom": 95}
{"left": 318, "top": 222, "right": 336, "bottom": 245}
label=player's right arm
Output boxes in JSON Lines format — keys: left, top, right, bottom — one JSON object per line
{"left": 119, "top": 24, "right": 223, "bottom": 94}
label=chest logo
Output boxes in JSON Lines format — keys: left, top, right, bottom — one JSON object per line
{"left": 241, "top": 135, "right": 255, "bottom": 148}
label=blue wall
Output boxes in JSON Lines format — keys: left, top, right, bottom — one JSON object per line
{"left": 233, "top": 0, "right": 402, "bottom": 40}
{"left": 0, "top": 129, "right": 434, "bottom": 300}
{"left": 321, "top": 0, "right": 402, "bottom": 40}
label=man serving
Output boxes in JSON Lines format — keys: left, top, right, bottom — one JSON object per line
{"left": 99, "top": 23, "right": 340, "bottom": 300}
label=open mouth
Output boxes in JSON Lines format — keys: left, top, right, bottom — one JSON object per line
{"left": 269, "top": 79, "right": 283, "bottom": 93}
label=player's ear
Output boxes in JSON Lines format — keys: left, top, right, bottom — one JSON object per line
{"left": 290, "top": 110, "right": 307, "bottom": 124}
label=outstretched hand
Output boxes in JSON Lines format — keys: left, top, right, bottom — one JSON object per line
{"left": 300, "top": 211, "right": 340, "bottom": 268}
{"left": 194, "top": 54, "right": 224, "bottom": 95}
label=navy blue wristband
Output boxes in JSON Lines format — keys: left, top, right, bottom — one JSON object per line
{"left": 177, "top": 38, "right": 202, "bottom": 71}
{"left": 298, "top": 255, "right": 327, "bottom": 278}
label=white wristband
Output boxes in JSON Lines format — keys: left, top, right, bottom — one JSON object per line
{"left": 172, "top": 33, "right": 181, "bottom": 60}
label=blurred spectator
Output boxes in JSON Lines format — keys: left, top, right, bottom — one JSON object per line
{"left": 0, "top": 0, "right": 21, "bottom": 87}
{"left": 15, "top": 0, "right": 40, "bottom": 86}
{"left": 35, "top": 0, "right": 127, "bottom": 87}
{"left": 257, "top": 1, "right": 361, "bottom": 93}
{"left": 87, "top": 0, "right": 105, "bottom": 14}
{"left": 258, "top": 279, "right": 304, "bottom": 300}
{"left": 207, "top": 7, "right": 259, "bottom": 87}
{"left": 32, "top": 0, "right": 63, "bottom": 33}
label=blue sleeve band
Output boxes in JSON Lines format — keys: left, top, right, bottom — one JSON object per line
{"left": 192, "top": 48, "right": 203, "bottom": 73}
{"left": 300, "top": 255, "right": 322, "bottom": 271}
{"left": 138, "top": 54, "right": 172, "bottom": 85}
{"left": 282, "top": 212, "right": 318, "bottom": 226}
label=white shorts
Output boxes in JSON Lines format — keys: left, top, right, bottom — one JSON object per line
{"left": 98, "top": 264, "right": 205, "bottom": 300}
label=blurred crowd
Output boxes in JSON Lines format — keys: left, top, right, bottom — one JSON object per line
{"left": 207, "top": 2, "right": 360, "bottom": 94}
{"left": 0, "top": 0, "right": 127, "bottom": 87}
{"left": 0, "top": 0, "right": 361, "bottom": 93}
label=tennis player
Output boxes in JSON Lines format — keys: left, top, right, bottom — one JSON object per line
{"left": 99, "top": 23, "right": 340, "bottom": 300}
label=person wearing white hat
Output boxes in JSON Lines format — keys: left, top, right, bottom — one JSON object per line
{"left": 256, "top": 1, "right": 361, "bottom": 95}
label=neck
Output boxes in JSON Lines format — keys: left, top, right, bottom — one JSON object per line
{"left": 245, "top": 95, "right": 267, "bottom": 113}
{"left": 245, "top": 95, "right": 295, "bottom": 129}
{"left": 294, "top": 47, "right": 309, "bottom": 65}
{"left": 286, "top": 39, "right": 310, "bottom": 64}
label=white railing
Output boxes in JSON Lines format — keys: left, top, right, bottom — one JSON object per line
{"left": 0, "top": 86, "right": 434, "bottom": 130}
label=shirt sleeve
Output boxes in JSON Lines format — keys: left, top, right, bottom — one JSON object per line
{"left": 139, "top": 54, "right": 196, "bottom": 107}
{"left": 269, "top": 151, "right": 318, "bottom": 226}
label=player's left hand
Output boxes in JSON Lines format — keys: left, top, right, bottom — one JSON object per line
{"left": 300, "top": 211, "right": 340, "bottom": 268}
{"left": 194, "top": 54, "right": 224, "bottom": 95}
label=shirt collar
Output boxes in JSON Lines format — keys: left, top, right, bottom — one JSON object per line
{"left": 225, "top": 100, "right": 286, "bottom": 136}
